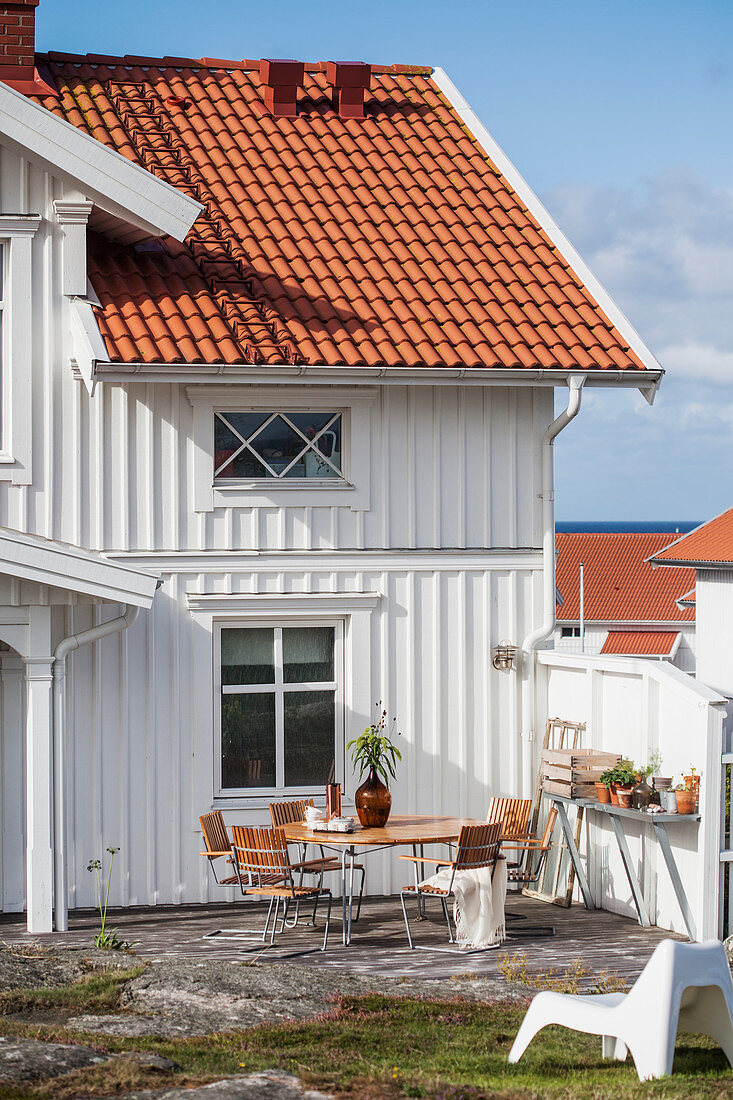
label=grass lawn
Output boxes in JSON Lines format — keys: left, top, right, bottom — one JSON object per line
{"left": 0, "top": 970, "right": 731, "bottom": 1098}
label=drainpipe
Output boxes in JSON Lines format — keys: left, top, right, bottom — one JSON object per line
{"left": 520, "top": 374, "right": 585, "bottom": 795}
{"left": 52, "top": 604, "right": 141, "bottom": 932}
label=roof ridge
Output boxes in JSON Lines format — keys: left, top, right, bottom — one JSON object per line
{"left": 37, "top": 51, "right": 433, "bottom": 76}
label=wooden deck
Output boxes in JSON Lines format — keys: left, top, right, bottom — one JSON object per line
{"left": 0, "top": 893, "right": 684, "bottom": 981}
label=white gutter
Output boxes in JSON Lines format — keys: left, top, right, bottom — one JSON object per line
{"left": 52, "top": 604, "right": 142, "bottom": 932}
{"left": 520, "top": 374, "right": 585, "bottom": 793}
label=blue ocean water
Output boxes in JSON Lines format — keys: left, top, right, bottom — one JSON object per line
{"left": 556, "top": 521, "right": 700, "bottom": 534}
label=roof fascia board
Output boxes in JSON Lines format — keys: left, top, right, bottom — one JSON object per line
{"left": 646, "top": 507, "right": 733, "bottom": 568}
{"left": 87, "top": 363, "right": 664, "bottom": 387}
{"left": 69, "top": 298, "right": 108, "bottom": 394}
{"left": 432, "top": 68, "right": 664, "bottom": 400}
{"left": 652, "top": 559, "right": 733, "bottom": 570}
{"left": 0, "top": 526, "right": 159, "bottom": 607}
{"left": 0, "top": 81, "right": 202, "bottom": 240}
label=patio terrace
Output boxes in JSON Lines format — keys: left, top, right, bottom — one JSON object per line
{"left": 0, "top": 893, "right": 682, "bottom": 981}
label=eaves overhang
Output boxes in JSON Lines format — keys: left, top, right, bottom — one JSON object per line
{"left": 0, "top": 80, "right": 202, "bottom": 241}
{"left": 0, "top": 526, "right": 159, "bottom": 607}
{"left": 86, "top": 362, "right": 664, "bottom": 395}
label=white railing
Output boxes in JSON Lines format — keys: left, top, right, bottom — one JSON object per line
{"left": 536, "top": 650, "right": 728, "bottom": 940}
{"left": 721, "top": 724, "right": 733, "bottom": 939}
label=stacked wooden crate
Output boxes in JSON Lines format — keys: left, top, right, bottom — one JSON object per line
{"left": 542, "top": 749, "right": 621, "bottom": 799}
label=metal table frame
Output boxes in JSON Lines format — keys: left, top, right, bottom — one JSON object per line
{"left": 544, "top": 793, "right": 700, "bottom": 941}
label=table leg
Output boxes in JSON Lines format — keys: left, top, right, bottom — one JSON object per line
{"left": 608, "top": 813, "right": 651, "bottom": 927}
{"left": 652, "top": 821, "right": 698, "bottom": 941}
{"left": 346, "top": 845, "right": 355, "bottom": 946}
{"left": 554, "top": 799, "right": 595, "bottom": 910}
{"left": 340, "top": 845, "right": 348, "bottom": 946}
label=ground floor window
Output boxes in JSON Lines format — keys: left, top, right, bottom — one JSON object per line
{"left": 216, "top": 621, "right": 342, "bottom": 794}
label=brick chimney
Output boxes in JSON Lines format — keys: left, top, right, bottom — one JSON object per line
{"left": 0, "top": 0, "right": 37, "bottom": 85}
{"left": 326, "top": 62, "right": 372, "bottom": 120}
{"left": 259, "top": 59, "right": 304, "bottom": 118}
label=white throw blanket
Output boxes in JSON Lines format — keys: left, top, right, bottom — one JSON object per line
{"left": 419, "top": 859, "right": 507, "bottom": 949}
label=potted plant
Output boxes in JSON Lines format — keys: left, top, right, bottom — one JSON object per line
{"left": 347, "top": 704, "right": 402, "bottom": 828}
{"left": 684, "top": 764, "right": 700, "bottom": 806}
{"left": 596, "top": 769, "right": 614, "bottom": 804}
{"left": 603, "top": 759, "right": 636, "bottom": 806}
{"left": 675, "top": 777, "right": 697, "bottom": 816}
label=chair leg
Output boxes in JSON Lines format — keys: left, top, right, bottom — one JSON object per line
{"left": 400, "top": 890, "right": 415, "bottom": 949}
{"left": 441, "top": 895, "right": 454, "bottom": 943}
{"left": 322, "top": 891, "right": 332, "bottom": 951}
{"left": 353, "top": 866, "right": 366, "bottom": 922}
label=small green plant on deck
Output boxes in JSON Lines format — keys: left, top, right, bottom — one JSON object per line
{"left": 87, "top": 846, "right": 136, "bottom": 951}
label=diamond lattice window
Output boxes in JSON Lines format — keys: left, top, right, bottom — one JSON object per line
{"left": 214, "top": 412, "right": 343, "bottom": 481}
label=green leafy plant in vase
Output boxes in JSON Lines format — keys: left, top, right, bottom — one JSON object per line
{"left": 347, "top": 703, "right": 402, "bottom": 828}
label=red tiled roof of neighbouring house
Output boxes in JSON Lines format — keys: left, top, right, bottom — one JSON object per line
{"left": 600, "top": 630, "right": 680, "bottom": 657}
{"left": 649, "top": 509, "right": 733, "bottom": 567}
{"left": 676, "top": 586, "right": 696, "bottom": 608}
{"left": 30, "top": 54, "right": 652, "bottom": 369}
{"left": 556, "top": 532, "right": 695, "bottom": 622}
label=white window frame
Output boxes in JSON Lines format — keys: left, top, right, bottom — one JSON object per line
{"left": 0, "top": 215, "right": 42, "bottom": 483}
{"left": 187, "top": 385, "right": 377, "bottom": 512}
{"left": 214, "top": 409, "right": 347, "bottom": 484}
{"left": 214, "top": 618, "right": 345, "bottom": 799}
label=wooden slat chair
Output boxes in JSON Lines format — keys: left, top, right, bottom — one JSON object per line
{"left": 230, "top": 825, "right": 333, "bottom": 950}
{"left": 199, "top": 810, "right": 241, "bottom": 889}
{"left": 269, "top": 799, "right": 366, "bottom": 922}
{"left": 502, "top": 808, "right": 558, "bottom": 887}
{"left": 398, "top": 821, "right": 503, "bottom": 948}
{"left": 487, "top": 797, "right": 533, "bottom": 842}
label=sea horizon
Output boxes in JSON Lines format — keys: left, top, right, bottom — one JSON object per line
{"left": 556, "top": 520, "right": 700, "bottom": 534}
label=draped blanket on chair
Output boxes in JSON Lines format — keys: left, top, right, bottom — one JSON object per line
{"left": 419, "top": 859, "right": 507, "bottom": 949}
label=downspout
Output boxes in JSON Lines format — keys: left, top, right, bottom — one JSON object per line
{"left": 52, "top": 604, "right": 141, "bottom": 932}
{"left": 520, "top": 374, "right": 585, "bottom": 795}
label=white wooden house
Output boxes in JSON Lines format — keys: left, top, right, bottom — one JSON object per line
{"left": 0, "top": 2, "right": 667, "bottom": 933}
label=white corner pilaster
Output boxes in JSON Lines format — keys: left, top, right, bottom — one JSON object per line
{"left": 24, "top": 606, "right": 54, "bottom": 933}
{"left": 54, "top": 200, "right": 93, "bottom": 296}
{"left": 0, "top": 654, "right": 25, "bottom": 913}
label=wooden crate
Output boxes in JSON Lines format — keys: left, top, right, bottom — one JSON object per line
{"left": 541, "top": 749, "right": 620, "bottom": 799}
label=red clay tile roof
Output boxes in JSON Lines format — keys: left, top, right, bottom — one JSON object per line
{"left": 556, "top": 532, "right": 695, "bottom": 623}
{"left": 649, "top": 509, "right": 733, "bottom": 567}
{"left": 600, "top": 630, "right": 680, "bottom": 656}
{"left": 31, "top": 54, "right": 650, "bottom": 370}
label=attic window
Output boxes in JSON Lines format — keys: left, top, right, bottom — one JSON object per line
{"left": 214, "top": 411, "right": 343, "bottom": 482}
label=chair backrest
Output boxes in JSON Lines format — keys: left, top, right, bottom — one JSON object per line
{"left": 269, "top": 798, "right": 314, "bottom": 829}
{"left": 231, "top": 825, "right": 292, "bottom": 889}
{"left": 539, "top": 807, "right": 557, "bottom": 851}
{"left": 199, "top": 810, "right": 230, "bottom": 855}
{"left": 487, "top": 797, "right": 533, "bottom": 840}
{"left": 453, "top": 821, "right": 502, "bottom": 871}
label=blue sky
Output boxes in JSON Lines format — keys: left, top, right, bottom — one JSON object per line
{"left": 37, "top": 1, "right": 733, "bottom": 521}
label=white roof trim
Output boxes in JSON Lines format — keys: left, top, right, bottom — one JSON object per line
{"left": 70, "top": 298, "right": 108, "bottom": 394}
{"left": 0, "top": 81, "right": 201, "bottom": 240}
{"left": 0, "top": 526, "right": 159, "bottom": 607}
{"left": 432, "top": 68, "right": 664, "bottom": 396}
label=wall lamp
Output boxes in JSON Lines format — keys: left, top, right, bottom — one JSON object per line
{"left": 492, "top": 641, "right": 518, "bottom": 671}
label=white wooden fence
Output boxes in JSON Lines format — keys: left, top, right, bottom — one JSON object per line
{"left": 537, "top": 650, "right": 728, "bottom": 940}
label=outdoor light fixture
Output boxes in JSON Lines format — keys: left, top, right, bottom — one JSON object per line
{"left": 492, "top": 641, "right": 517, "bottom": 671}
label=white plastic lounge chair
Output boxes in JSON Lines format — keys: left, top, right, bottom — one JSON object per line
{"left": 509, "top": 938, "right": 733, "bottom": 1082}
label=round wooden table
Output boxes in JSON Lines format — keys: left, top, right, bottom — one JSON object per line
{"left": 282, "top": 814, "right": 482, "bottom": 945}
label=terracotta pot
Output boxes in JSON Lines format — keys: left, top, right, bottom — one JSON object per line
{"left": 354, "top": 765, "right": 392, "bottom": 827}
{"left": 609, "top": 784, "right": 620, "bottom": 806}
{"left": 684, "top": 775, "right": 700, "bottom": 804}
{"left": 595, "top": 782, "right": 611, "bottom": 804}
{"left": 676, "top": 788, "right": 696, "bottom": 815}
{"left": 617, "top": 789, "right": 634, "bottom": 809}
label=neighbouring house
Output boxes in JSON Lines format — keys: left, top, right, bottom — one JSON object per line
{"left": 0, "top": 0, "right": 673, "bottom": 935}
{"left": 553, "top": 532, "right": 696, "bottom": 671}
{"left": 650, "top": 509, "right": 733, "bottom": 698}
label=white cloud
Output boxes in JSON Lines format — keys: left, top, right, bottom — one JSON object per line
{"left": 544, "top": 169, "right": 733, "bottom": 383}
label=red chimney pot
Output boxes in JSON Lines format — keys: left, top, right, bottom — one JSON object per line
{"left": 259, "top": 58, "right": 304, "bottom": 117}
{"left": 325, "top": 61, "right": 372, "bottom": 119}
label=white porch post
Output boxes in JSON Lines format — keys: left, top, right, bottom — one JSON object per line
{"left": 1, "top": 654, "right": 26, "bottom": 912}
{"left": 24, "top": 606, "right": 55, "bottom": 933}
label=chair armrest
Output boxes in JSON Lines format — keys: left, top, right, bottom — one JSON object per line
{"left": 501, "top": 841, "right": 545, "bottom": 851}
{"left": 398, "top": 855, "right": 454, "bottom": 866}
{"left": 200, "top": 851, "right": 232, "bottom": 858}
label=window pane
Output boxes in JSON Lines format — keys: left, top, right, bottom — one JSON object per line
{"left": 225, "top": 449, "right": 274, "bottom": 479}
{"left": 223, "top": 412, "right": 270, "bottom": 440}
{"left": 214, "top": 416, "right": 242, "bottom": 476}
{"left": 302, "top": 417, "right": 342, "bottom": 478}
{"left": 249, "top": 416, "right": 305, "bottom": 476}
{"left": 288, "top": 412, "right": 334, "bottom": 437}
{"left": 221, "top": 628, "right": 274, "bottom": 685}
{"left": 283, "top": 627, "right": 334, "bottom": 683}
{"left": 221, "top": 693, "right": 275, "bottom": 788}
{"left": 284, "top": 690, "right": 335, "bottom": 787}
